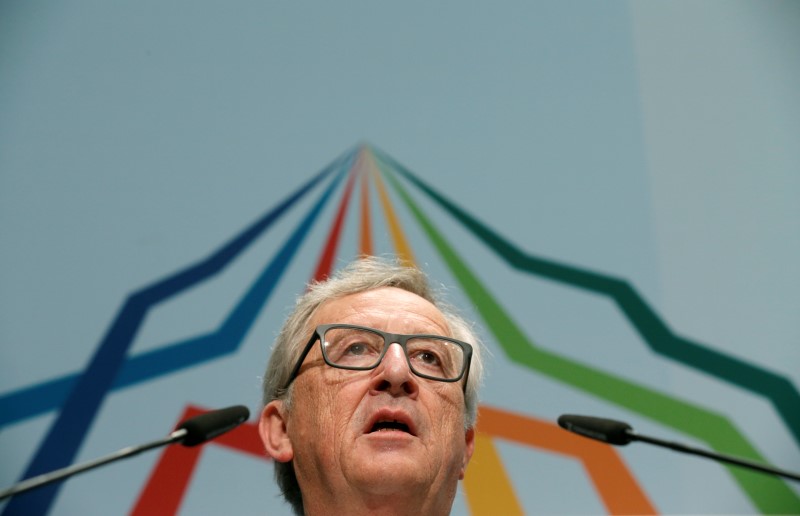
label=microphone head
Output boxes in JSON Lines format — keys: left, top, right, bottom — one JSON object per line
{"left": 178, "top": 405, "right": 250, "bottom": 447}
{"left": 558, "top": 414, "right": 633, "bottom": 445}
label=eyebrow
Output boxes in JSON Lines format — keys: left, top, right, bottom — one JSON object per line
{"left": 321, "top": 320, "right": 451, "bottom": 337}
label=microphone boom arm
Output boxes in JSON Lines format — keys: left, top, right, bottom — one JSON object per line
{"left": 0, "top": 429, "right": 187, "bottom": 501}
{"left": 0, "top": 404, "right": 249, "bottom": 501}
{"left": 626, "top": 430, "right": 800, "bottom": 483}
{"left": 558, "top": 414, "right": 800, "bottom": 484}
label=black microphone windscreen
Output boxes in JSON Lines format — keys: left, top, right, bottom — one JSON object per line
{"left": 178, "top": 405, "right": 250, "bottom": 447}
{"left": 558, "top": 414, "right": 633, "bottom": 445}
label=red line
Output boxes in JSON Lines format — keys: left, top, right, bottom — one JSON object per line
{"left": 311, "top": 161, "right": 359, "bottom": 282}
{"left": 130, "top": 405, "right": 269, "bottom": 515}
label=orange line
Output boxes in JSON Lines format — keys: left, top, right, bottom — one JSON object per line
{"left": 365, "top": 148, "right": 415, "bottom": 266}
{"left": 359, "top": 150, "right": 374, "bottom": 257}
{"left": 477, "top": 406, "right": 658, "bottom": 515}
{"left": 133, "top": 406, "right": 652, "bottom": 514}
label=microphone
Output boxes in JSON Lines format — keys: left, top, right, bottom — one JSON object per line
{"left": 556, "top": 414, "right": 633, "bottom": 445}
{"left": 557, "top": 414, "right": 800, "bottom": 483}
{"left": 0, "top": 405, "right": 250, "bottom": 501}
{"left": 178, "top": 405, "right": 250, "bottom": 446}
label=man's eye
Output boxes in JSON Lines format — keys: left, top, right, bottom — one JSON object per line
{"left": 415, "top": 350, "right": 441, "bottom": 366}
{"left": 344, "top": 342, "right": 369, "bottom": 356}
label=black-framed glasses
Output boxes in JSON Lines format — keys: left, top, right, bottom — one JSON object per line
{"left": 283, "top": 324, "right": 473, "bottom": 390}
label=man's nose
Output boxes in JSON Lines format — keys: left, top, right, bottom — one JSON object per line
{"left": 370, "top": 343, "right": 419, "bottom": 398}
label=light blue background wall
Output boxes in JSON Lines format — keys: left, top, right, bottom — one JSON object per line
{"left": 2, "top": 1, "right": 798, "bottom": 514}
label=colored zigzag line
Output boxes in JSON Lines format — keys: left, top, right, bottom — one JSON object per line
{"left": 3, "top": 143, "right": 798, "bottom": 514}
{"left": 0, "top": 150, "right": 354, "bottom": 515}
{"left": 371, "top": 146, "right": 800, "bottom": 513}
{"left": 361, "top": 148, "right": 656, "bottom": 514}
{"left": 373, "top": 144, "right": 800, "bottom": 448}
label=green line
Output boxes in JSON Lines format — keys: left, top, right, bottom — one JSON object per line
{"left": 370, "top": 146, "right": 800, "bottom": 452}
{"left": 377, "top": 158, "right": 800, "bottom": 514}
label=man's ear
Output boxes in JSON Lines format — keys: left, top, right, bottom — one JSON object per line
{"left": 459, "top": 427, "right": 476, "bottom": 480}
{"left": 259, "top": 400, "right": 294, "bottom": 463}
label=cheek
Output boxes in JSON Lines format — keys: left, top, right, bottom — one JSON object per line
{"left": 427, "top": 388, "right": 469, "bottom": 443}
{"left": 291, "top": 372, "right": 363, "bottom": 446}
{"left": 286, "top": 388, "right": 338, "bottom": 480}
{"left": 430, "top": 385, "right": 466, "bottom": 422}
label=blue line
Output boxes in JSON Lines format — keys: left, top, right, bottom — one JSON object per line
{"left": 0, "top": 153, "right": 354, "bottom": 430}
{"left": 114, "top": 158, "right": 351, "bottom": 387}
{"left": 0, "top": 376, "right": 73, "bottom": 426}
{"left": 0, "top": 150, "right": 351, "bottom": 515}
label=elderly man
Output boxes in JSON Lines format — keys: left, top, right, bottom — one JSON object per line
{"left": 259, "top": 257, "right": 485, "bottom": 515}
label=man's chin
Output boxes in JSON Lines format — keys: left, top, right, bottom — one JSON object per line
{"left": 349, "top": 461, "right": 430, "bottom": 497}
{"left": 349, "top": 436, "right": 429, "bottom": 481}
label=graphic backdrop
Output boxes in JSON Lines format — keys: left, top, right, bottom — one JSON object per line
{"left": 1, "top": 2, "right": 799, "bottom": 514}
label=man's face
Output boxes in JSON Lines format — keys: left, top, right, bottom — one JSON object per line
{"left": 267, "top": 287, "right": 474, "bottom": 503}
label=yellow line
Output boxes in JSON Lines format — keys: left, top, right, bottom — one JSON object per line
{"left": 464, "top": 433, "right": 525, "bottom": 515}
{"left": 358, "top": 150, "right": 374, "bottom": 257}
{"left": 366, "top": 149, "right": 416, "bottom": 266}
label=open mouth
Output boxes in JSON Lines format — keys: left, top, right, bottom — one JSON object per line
{"left": 365, "top": 410, "right": 418, "bottom": 437}
{"left": 370, "top": 420, "right": 411, "bottom": 433}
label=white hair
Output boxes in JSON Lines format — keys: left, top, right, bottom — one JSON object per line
{"left": 260, "top": 257, "right": 486, "bottom": 514}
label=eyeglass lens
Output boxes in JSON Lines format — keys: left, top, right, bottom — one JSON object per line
{"left": 321, "top": 327, "right": 465, "bottom": 380}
